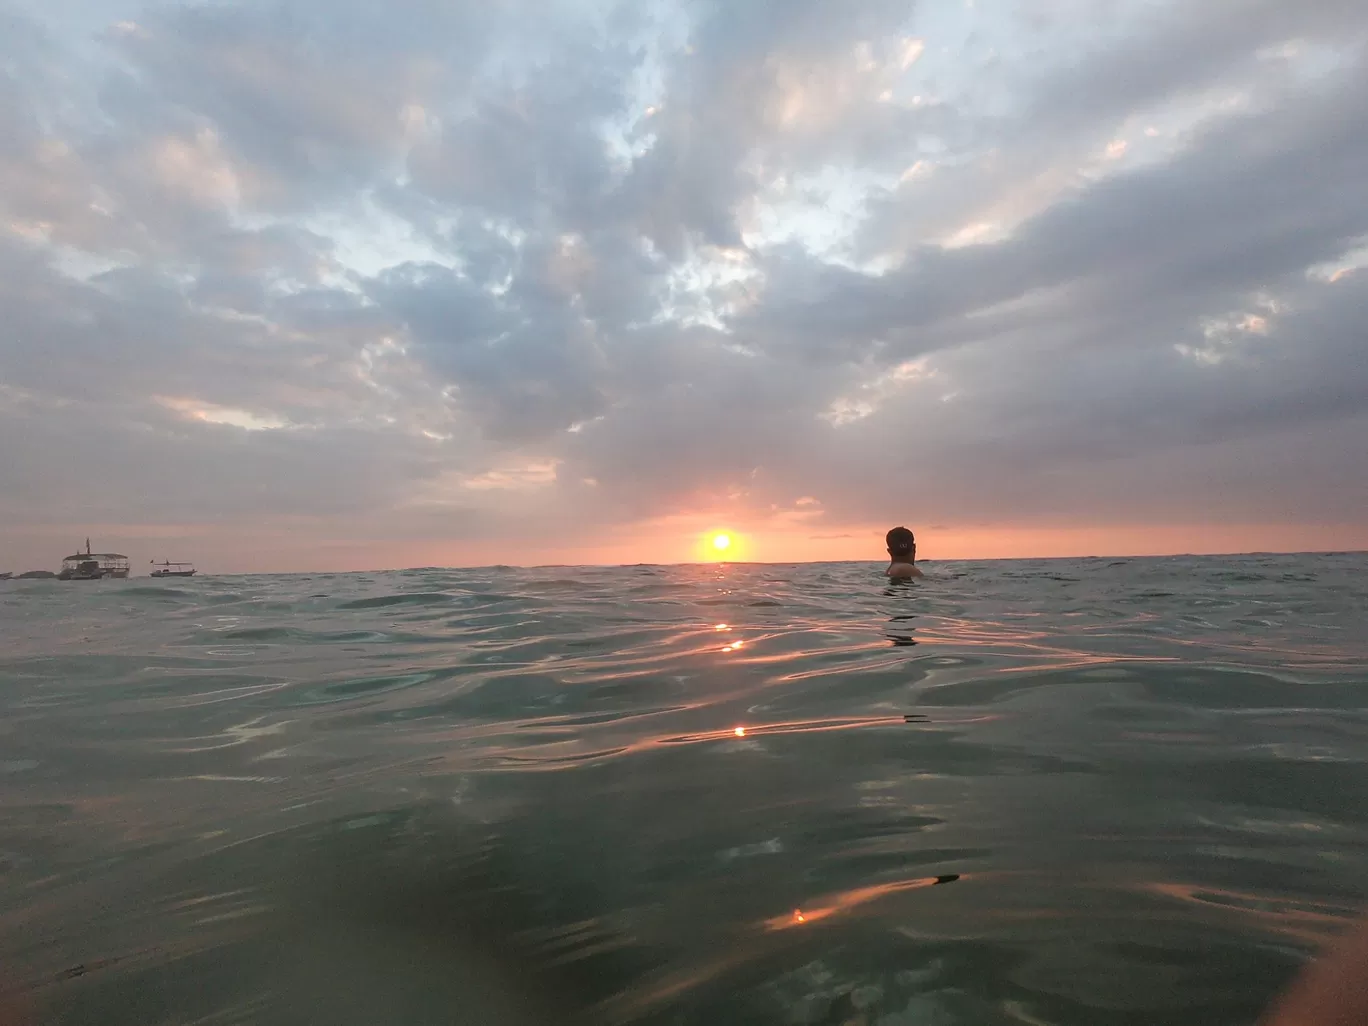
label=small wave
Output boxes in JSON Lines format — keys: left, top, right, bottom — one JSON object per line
{"left": 338, "top": 592, "right": 454, "bottom": 610}
{"left": 319, "top": 672, "right": 434, "bottom": 699}
{"left": 220, "top": 626, "right": 295, "bottom": 641}
{"left": 277, "top": 671, "right": 440, "bottom": 707}
{"left": 494, "top": 746, "right": 630, "bottom": 767}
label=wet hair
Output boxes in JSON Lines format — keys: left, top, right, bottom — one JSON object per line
{"left": 886, "top": 526, "right": 916, "bottom": 559}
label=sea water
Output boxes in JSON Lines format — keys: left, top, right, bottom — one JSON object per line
{"left": 1, "top": 554, "right": 1366, "bottom": 1025}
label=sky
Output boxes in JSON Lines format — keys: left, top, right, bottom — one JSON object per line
{"left": 1, "top": 0, "right": 1367, "bottom": 573}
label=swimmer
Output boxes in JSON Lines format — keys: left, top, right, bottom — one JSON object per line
{"left": 884, "top": 526, "right": 924, "bottom": 579}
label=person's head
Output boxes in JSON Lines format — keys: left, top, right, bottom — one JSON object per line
{"left": 886, "top": 526, "right": 916, "bottom": 563}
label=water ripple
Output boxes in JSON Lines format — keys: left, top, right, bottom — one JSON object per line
{"left": 1, "top": 553, "right": 1366, "bottom": 1024}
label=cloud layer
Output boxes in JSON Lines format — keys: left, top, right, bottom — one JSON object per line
{"left": 2, "top": 0, "right": 1366, "bottom": 570}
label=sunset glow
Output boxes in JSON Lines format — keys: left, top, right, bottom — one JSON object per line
{"left": 712, "top": 533, "right": 731, "bottom": 552}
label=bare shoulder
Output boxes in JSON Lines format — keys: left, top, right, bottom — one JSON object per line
{"left": 886, "top": 563, "right": 924, "bottom": 579}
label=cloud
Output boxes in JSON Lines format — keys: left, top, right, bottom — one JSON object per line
{"left": 1, "top": 0, "right": 1366, "bottom": 570}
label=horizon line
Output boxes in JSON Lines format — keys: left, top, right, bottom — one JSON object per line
{"left": 18, "top": 547, "right": 1355, "bottom": 578}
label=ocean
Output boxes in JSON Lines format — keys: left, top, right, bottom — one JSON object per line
{"left": 1, "top": 553, "right": 1366, "bottom": 1025}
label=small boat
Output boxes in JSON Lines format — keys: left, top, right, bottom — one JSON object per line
{"left": 58, "top": 540, "right": 130, "bottom": 580}
{"left": 0, "top": 572, "right": 11, "bottom": 581}
{"left": 150, "top": 560, "right": 197, "bottom": 578}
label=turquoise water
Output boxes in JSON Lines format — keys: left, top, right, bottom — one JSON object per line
{"left": 2, "top": 554, "right": 1366, "bottom": 1025}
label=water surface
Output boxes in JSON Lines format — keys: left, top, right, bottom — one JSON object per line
{"left": 2, "top": 554, "right": 1367, "bottom": 1024}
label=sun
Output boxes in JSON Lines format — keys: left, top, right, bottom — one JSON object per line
{"left": 698, "top": 529, "right": 742, "bottom": 562}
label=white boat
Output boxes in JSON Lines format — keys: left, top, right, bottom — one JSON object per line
{"left": 150, "top": 560, "right": 197, "bottom": 578}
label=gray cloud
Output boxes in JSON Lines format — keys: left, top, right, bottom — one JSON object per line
{"left": 1, "top": 0, "right": 1366, "bottom": 570}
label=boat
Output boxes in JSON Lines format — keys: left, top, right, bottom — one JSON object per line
{"left": 150, "top": 560, "right": 197, "bottom": 578}
{"left": 58, "top": 539, "right": 131, "bottom": 580}
{"left": 0, "top": 572, "right": 11, "bottom": 581}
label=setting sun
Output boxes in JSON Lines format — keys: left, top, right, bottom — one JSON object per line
{"left": 696, "top": 528, "right": 745, "bottom": 562}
